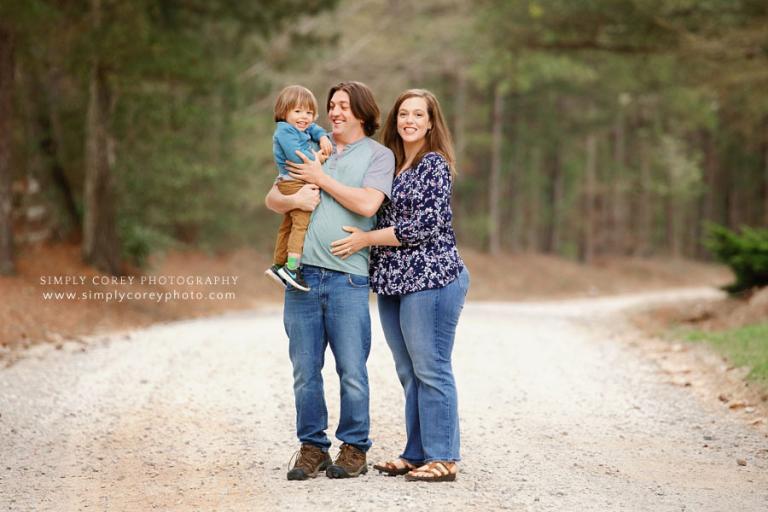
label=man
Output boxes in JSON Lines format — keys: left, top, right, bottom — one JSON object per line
{"left": 265, "top": 81, "right": 394, "bottom": 480}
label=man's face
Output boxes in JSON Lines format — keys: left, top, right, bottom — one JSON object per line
{"left": 328, "top": 90, "right": 365, "bottom": 142}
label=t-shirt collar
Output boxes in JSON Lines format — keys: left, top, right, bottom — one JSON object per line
{"left": 330, "top": 134, "right": 366, "bottom": 152}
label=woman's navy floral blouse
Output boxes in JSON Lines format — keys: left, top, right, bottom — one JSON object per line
{"left": 370, "top": 152, "right": 465, "bottom": 296}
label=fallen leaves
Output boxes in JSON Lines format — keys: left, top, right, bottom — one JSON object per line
{"left": 643, "top": 337, "right": 768, "bottom": 434}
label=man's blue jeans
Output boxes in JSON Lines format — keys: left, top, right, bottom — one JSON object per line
{"left": 376, "top": 268, "right": 470, "bottom": 462}
{"left": 283, "top": 265, "right": 372, "bottom": 452}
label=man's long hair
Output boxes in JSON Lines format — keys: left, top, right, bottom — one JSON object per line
{"left": 326, "top": 81, "right": 380, "bottom": 136}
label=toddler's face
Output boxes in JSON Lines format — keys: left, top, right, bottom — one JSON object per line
{"left": 285, "top": 105, "right": 315, "bottom": 131}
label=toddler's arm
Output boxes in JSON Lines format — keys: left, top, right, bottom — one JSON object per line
{"left": 306, "top": 123, "right": 333, "bottom": 157}
{"left": 305, "top": 123, "right": 327, "bottom": 143}
{"left": 275, "top": 122, "right": 314, "bottom": 164}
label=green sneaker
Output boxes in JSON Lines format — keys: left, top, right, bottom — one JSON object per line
{"left": 278, "top": 265, "right": 310, "bottom": 292}
{"left": 264, "top": 264, "right": 286, "bottom": 289}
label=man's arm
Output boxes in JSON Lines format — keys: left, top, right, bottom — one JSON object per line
{"left": 264, "top": 183, "right": 320, "bottom": 214}
{"left": 319, "top": 181, "right": 385, "bottom": 218}
{"left": 286, "top": 150, "right": 387, "bottom": 217}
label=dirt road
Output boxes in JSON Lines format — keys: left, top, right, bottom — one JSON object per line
{"left": 2, "top": 288, "right": 767, "bottom": 511}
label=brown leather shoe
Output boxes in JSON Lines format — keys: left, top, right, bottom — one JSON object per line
{"left": 287, "top": 444, "right": 332, "bottom": 481}
{"left": 326, "top": 443, "right": 368, "bottom": 478}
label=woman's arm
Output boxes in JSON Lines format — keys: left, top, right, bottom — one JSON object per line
{"left": 330, "top": 226, "right": 400, "bottom": 259}
{"left": 330, "top": 153, "right": 451, "bottom": 258}
{"left": 264, "top": 183, "right": 320, "bottom": 214}
{"left": 390, "top": 153, "right": 451, "bottom": 246}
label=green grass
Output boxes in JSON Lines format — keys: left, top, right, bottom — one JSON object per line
{"left": 685, "top": 323, "right": 768, "bottom": 384}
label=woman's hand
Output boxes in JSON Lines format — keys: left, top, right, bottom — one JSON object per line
{"left": 292, "top": 184, "right": 321, "bottom": 212}
{"left": 331, "top": 226, "right": 370, "bottom": 259}
{"left": 287, "top": 149, "right": 327, "bottom": 186}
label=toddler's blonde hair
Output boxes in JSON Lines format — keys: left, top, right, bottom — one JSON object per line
{"left": 274, "top": 85, "right": 319, "bottom": 122}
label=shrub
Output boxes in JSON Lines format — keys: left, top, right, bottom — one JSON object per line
{"left": 704, "top": 223, "right": 768, "bottom": 293}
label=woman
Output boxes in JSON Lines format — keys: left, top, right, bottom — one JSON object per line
{"left": 331, "top": 89, "right": 469, "bottom": 482}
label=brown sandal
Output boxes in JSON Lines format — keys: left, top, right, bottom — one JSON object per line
{"left": 404, "top": 461, "right": 457, "bottom": 482}
{"left": 373, "top": 458, "right": 419, "bottom": 476}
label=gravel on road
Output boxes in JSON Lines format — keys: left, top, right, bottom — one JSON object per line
{"left": 1, "top": 288, "right": 767, "bottom": 511}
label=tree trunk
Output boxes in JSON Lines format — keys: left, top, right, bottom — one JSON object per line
{"left": 695, "top": 130, "right": 711, "bottom": 257}
{"left": 702, "top": 130, "right": 714, "bottom": 221}
{"left": 526, "top": 147, "right": 542, "bottom": 251}
{"left": 0, "top": 27, "right": 15, "bottom": 275}
{"left": 43, "top": 63, "right": 81, "bottom": 234}
{"left": 637, "top": 135, "right": 652, "bottom": 256}
{"left": 666, "top": 165, "right": 680, "bottom": 257}
{"left": 685, "top": 204, "right": 699, "bottom": 257}
{"left": 19, "top": 62, "right": 81, "bottom": 237}
{"left": 82, "top": 0, "right": 121, "bottom": 274}
{"left": 611, "top": 105, "right": 626, "bottom": 254}
{"left": 453, "top": 70, "right": 467, "bottom": 173}
{"left": 506, "top": 94, "right": 520, "bottom": 252}
{"left": 763, "top": 119, "right": 768, "bottom": 227}
{"left": 582, "top": 132, "right": 597, "bottom": 263}
{"left": 543, "top": 149, "right": 562, "bottom": 254}
{"left": 727, "top": 179, "right": 739, "bottom": 228}
{"left": 488, "top": 82, "right": 504, "bottom": 255}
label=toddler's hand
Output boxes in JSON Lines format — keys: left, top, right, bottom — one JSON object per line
{"left": 319, "top": 136, "right": 333, "bottom": 156}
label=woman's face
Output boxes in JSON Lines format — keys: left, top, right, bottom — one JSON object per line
{"left": 397, "top": 96, "right": 432, "bottom": 145}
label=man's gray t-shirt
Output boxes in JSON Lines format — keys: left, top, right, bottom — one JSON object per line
{"left": 302, "top": 137, "right": 394, "bottom": 276}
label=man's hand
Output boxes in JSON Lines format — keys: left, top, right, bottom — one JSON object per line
{"left": 319, "top": 135, "right": 333, "bottom": 156}
{"left": 330, "top": 226, "right": 370, "bottom": 259}
{"left": 265, "top": 183, "right": 320, "bottom": 214}
{"left": 287, "top": 149, "right": 327, "bottom": 186}
{"left": 291, "top": 184, "right": 321, "bottom": 212}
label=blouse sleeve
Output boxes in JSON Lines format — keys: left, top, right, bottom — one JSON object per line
{"left": 394, "top": 153, "right": 451, "bottom": 246}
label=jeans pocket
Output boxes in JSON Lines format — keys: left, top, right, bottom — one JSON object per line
{"left": 347, "top": 273, "right": 370, "bottom": 288}
{"left": 459, "top": 268, "right": 470, "bottom": 296}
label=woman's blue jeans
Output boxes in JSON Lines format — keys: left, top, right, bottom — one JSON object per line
{"left": 376, "top": 268, "right": 469, "bottom": 462}
{"left": 284, "top": 265, "right": 372, "bottom": 452}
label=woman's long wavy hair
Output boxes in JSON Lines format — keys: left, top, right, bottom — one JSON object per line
{"left": 381, "top": 89, "right": 456, "bottom": 177}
